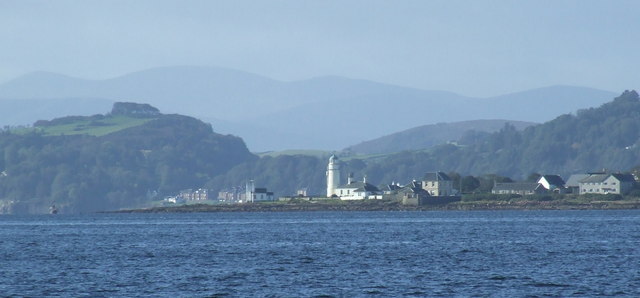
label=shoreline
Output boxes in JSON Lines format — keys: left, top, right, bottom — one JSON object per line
{"left": 112, "top": 199, "right": 640, "bottom": 213}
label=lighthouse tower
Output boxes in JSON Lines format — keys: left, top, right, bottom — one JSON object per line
{"left": 245, "top": 179, "right": 255, "bottom": 202}
{"left": 326, "top": 154, "right": 341, "bottom": 197}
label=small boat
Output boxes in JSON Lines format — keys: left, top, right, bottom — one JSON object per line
{"left": 49, "top": 204, "right": 58, "bottom": 214}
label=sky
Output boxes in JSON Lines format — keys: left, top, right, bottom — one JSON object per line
{"left": 1, "top": 0, "right": 639, "bottom": 97}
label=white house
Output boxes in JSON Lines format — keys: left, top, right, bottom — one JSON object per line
{"left": 245, "top": 180, "right": 275, "bottom": 202}
{"left": 578, "top": 173, "right": 636, "bottom": 195}
{"left": 537, "top": 175, "right": 567, "bottom": 193}
{"left": 335, "top": 174, "right": 381, "bottom": 200}
{"left": 492, "top": 183, "right": 546, "bottom": 196}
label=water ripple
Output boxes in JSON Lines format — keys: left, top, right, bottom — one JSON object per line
{"left": 0, "top": 210, "right": 639, "bottom": 296}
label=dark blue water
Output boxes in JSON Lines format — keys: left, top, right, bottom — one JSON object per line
{"left": 1, "top": 210, "right": 639, "bottom": 296}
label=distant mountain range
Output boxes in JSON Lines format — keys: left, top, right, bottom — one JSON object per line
{"left": 0, "top": 66, "right": 618, "bottom": 151}
{"left": 345, "top": 119, "right": 537, "bottom": 155}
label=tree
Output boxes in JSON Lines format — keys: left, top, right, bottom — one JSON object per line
{"left": 527, "top": 173, "right": 542, "bottom": 183}
{"left": 461, "top": 175, "right": 481, "bottom": 193}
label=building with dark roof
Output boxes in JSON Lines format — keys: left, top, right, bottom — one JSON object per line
{"left": 565, "top": 174, "right": 590, "bottom": 193}
{"left": 578, "top": 173, "right": 636, "bottom": 195}
{"left": 422, "top": 171, "right": 454, "bottom": 196}
{"left": 335, "top": 175, "right": 382, "bottom": 200}
{"left": 245, "top": 180, "right": 275, "bottom": 202}
{"left": 383, "top": 183, "right": 402, "bottom": 194}
{"left": 537, "top": 175, "right": 568, "bottom": 193}
{"left": 397, "top": 185, "right": 431, "bottom": 205}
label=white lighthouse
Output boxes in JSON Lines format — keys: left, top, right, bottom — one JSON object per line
{"left": 326, "top": 154, "right": 341, "bottom": 197}
{"left": 245, "top": 179, "right": 255, "bottom": 202}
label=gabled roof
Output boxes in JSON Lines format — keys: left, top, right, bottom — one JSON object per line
{"left": 539, "top": 175, "right": 565, "bottom": 187}
{"left": 577, "top": 173, "right": 636, "bottom": 184}
{"left": 566, "top": 174, "right": 590, "bottom": 187}
{"left": 398, "top": 186, "right": 431, "bottom": 196}
{"left": 579, "top": 174, "right": 610, "bottom": 183}
{"left": 386, "top": 184, "right": 402, "bottom": 191}
{"left": 493, "top": 183, "right": 543, "bottom": 192}
{"left": 405, "top": 181, "right": 421, "bottom": 188}
{"left": 338, "top": 181, "right": 379, "bottom": 192}
{"left": 610, "top": 173, "right": 636, "bottom": 183}
{"left": 424, "top": 172, "right": 451, "bottom": 182}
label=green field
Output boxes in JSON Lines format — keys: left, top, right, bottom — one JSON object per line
{"left": 256, "top": 149, "right": 408, "bottom": 162}
{"left": 19, "top": 115, "right": 155, "bottom": 137}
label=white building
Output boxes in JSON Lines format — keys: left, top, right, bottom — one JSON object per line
{"left": 537, "top": 175, "right": 567, "bottom": 193}
{"left": 578, "top": 173, "right": 636, "bottom": 195}
{"left": 334, "top": 174, "right": 381, "bottom": 200}
{"left": 326, "top": 154, "right": 341, "bottom": 197}
{"left": 245, "top": 180, "right": 275, "bottom": 202}
{"left": 325, "top": 156, "right": 381, "bottom": 200}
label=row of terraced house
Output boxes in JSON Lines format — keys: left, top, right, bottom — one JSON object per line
{"left": 492, "top": 172, "right": 637, "bottom": 196}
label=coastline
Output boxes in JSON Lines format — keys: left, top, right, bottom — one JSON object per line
{"left": 113, "top": 199, "right": 640, "bottom": 213}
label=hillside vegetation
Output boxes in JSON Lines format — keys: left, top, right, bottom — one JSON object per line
{"left": 345, "top": 119, "right": 536, "bottom": 155}
{"left": 24, "top": 115, "right": 154, "bottom": 136}
{"left": 208, "top": 91, "right": 640, "bottom": 196}
{"left": 0, "top": 103, "right": 255, "bottom": 214}
{"left": 0, "top": 67, "right": 617, "bottom": 150}
{"left": 1, "top": 91, "right": 638, "bottom": 213}
{"left": 356, "top": 90, "right": 640, "bottom": 182}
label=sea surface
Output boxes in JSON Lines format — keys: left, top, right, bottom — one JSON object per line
{"left": 1, "top": 210, "right": 639, "bottom": 297}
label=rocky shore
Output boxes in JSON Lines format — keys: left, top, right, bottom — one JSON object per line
{"left": 114, "top": 198, "right": 640, "bottom": 213}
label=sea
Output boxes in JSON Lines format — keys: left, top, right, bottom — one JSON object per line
{"left": 1, "top": 210, "right": 639, "bottom": 297}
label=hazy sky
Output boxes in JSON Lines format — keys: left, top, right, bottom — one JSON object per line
{"left": 1, "top": 0, "right": 639, "bottom": 97}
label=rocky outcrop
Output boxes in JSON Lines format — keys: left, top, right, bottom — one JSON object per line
{"left": 111, "top": 102, "right": 160, "bottom": 116}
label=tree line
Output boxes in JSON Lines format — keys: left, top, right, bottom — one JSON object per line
{"left": 0, "top": 114, "right": 255, "bottom": 213}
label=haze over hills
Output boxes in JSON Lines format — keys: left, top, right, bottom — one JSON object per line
{"left": 0, "top": 66, "right": 617, "bottom": 151}
{"left": 345, "top": 120, "right": 538, "bottom": 155}
{"left": 0, "top": 98, "right": 114, "bottom": 129}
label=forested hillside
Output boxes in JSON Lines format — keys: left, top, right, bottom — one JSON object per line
{"left": 345, "top": 119, "right": 536, "bottom": 155}
{"left": 206, "top": 155, "right": 328, "bottom": 196}
{"left": 208, "top": 91, "right": 640, "bottom": 195}
{"left": 0, "top": 104, "right": 255, "bottom": 214}
{"left": 359, "top": 90, "right": 640, "bottom": 181}
{"left": 2, "top": 91, "right": 638, "bottom": 212}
